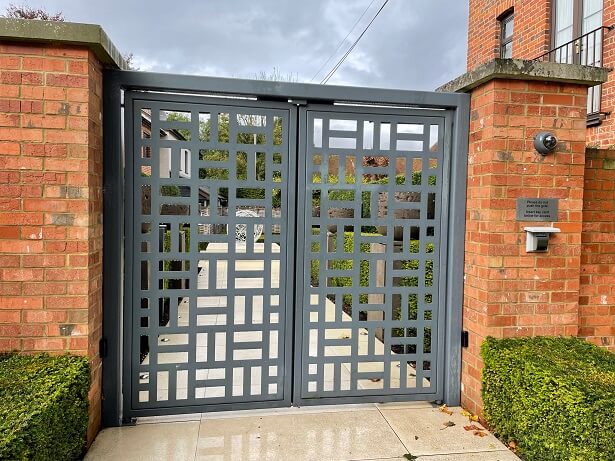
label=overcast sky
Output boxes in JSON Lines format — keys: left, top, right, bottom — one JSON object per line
{"left": 0, "top": 1, "right": 469, "bottom": 91}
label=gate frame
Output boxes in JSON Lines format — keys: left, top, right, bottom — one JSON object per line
{"left": 103, "top": 70, "right": 469, "bottom": 426}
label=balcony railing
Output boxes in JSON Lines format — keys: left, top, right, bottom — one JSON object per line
{"left": 534, "top": 26, "right": 612, "bottom": 66}
{"left": 534, "top": 25, "right": 613, "bottom": 121}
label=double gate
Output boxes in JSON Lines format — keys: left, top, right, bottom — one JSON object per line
{"left": 102, "top": 72, "right": 469, "bottom": 423}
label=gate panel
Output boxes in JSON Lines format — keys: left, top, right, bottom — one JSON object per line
{"left": 298, "top": 106, "right": 449, "bottom": 401}
{"left": 125, "top": 93, "right": 295, "bottom": 413}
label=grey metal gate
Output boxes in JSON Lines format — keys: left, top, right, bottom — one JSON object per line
{"left": 124, "top": 92, "right": 296, "bottom": 413}
{"left": 294, "top": 106, "right": 450, "bottom": 403}
{"left": 102, "top": 72, "right": 468, "bottom": 424}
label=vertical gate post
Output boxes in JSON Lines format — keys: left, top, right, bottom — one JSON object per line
{"left": 439, "top": 59, "right": 608, "bottom": 415}
{"left": 0, "top": 19, "right": 126, "bottom": 442}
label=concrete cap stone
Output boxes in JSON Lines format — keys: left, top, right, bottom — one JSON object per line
{"left": 437, "top": 58, "right": 609, "bottom": 93}
{"left": 0, "top": 18, "right": 127, "bottom": 69}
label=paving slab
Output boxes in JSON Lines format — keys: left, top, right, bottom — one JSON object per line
{"left": 379, "top": 406, "right": 513, "bottom": 457}
{"left": 86, "top": 404, "right": 519, "bottom": 461}
{"left": 84, "top": 421, "right": 199, "bottom": 461}
{"left": 195, "top": 407, "right": 407, "bottom": 461}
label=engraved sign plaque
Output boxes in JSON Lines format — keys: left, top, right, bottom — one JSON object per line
{"left": 516, "top": 198, "right": 559, "bottom": 221}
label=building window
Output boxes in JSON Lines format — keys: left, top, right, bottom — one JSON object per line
{"left": 553, "top": 0, "right": 603, "bottom": 64}
{"left": 553, "top": 0, "right": 604, "bottom": 115}
{"left": 180, "top": 148, "right": 190, "bottom": 178}
{"left": 500, "top": 11, "right": 514, "bottom": 58}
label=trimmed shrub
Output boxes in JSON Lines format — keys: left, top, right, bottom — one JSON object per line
{"left": 311, "top": 173, "right": 436, "bottom": 232}
{"left": 310, "top": 232, "right": 433, "bottom": 310}
{"left": 329, "top": 231, "right": 375, "bottom": 307}
{"left": 481, "top": 336, "right": 615, "bottom": 461}
{"left": 394, "top": 241, "right": 434, "bottom": 348}
{"left": 0, "top": 354, "right": 90, "bottom": 461}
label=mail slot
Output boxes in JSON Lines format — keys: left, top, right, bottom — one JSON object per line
{"left": 524, "top": 227, "right": 560, "bottom": 253}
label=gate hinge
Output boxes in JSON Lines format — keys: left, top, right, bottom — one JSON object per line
{"left": 461, "top": 331, "right": 469, "bottom": 348}
{"left": 99, "top": 337, "right": 108, "bottom": 359}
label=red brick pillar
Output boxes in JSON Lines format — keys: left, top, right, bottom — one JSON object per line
{"left": 439, "top": 59, "right": 608, "bottom": 415}
{"left": 0, "top": 20, "right": 124, "bottom": 444}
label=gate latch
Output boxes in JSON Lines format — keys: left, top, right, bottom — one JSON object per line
{"left": 461, "top": 331, "right": 469, "bottom": 348}
{"left": 99, "top": 337, "right": 108, "bottom": 359}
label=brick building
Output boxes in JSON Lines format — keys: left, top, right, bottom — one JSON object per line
{"left": 468, "top": 0, "right": 615, "bottom": 145}
{"left": 455, "top": 0, "right": 615, "bottom": 414}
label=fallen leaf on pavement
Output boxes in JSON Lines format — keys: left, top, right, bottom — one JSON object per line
{"left": 460, "top": 408, "right": 479, "bottom": 422}
{"left": 463, "top": 425, "right": 482, "bottom": 431}
{"left": 438, "top": 404, "right": 453, "bottom": 415}
{"left": 440, "top": 421, "right": 456, "bottom": 430}
{"left": 473, "top": 431, "right": 487, "bottom": 437}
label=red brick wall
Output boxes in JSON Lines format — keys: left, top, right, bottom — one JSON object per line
{"left": 587, "top": 1, "right": 615, "bottom": 146}
{"left": 579, "top": 148, "right": 615, "bottom": 351}
{"left": 467, "top": 0, "right": 551, "bottom": 71}
{"left": 0, "top": 42, "right": 103, "bottom": 443}
{"left": 462, "top": 79, "right": 588, "bottom": 414}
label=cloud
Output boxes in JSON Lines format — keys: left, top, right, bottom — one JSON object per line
{"left": 0, "top": 0, "right": 468, "bottom": 90}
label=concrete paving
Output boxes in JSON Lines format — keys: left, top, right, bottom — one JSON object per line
{"left": 85, "top": 403, "right": 519, "bottom": 461}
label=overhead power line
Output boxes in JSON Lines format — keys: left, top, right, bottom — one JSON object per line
{"left": 320, "top": 0, "right": 390, "bottom": 85}
{"left": 310, "top": 0, "right": 378, "bottom": 83}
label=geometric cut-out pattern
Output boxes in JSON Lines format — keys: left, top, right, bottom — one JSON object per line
{"left": 302, "top": 109, "right": 444, "bottom": 397}
{"left": 131, "top": 96, "right": 289, "bottom": 409}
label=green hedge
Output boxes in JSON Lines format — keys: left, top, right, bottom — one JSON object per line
{"left": 331, "top": 231, "right": 374, "bottom": 307}
{"left": 0, "top": 354, "right": 90, "bottom": 460}
{"left": 310, "top": 231, "right": 434, "bottom": 316}
{"left": 311, "top": 172, "right": 435, "bottom": 188}
{"left": 481, "top": 336, "right": 615, "bottom": 461}
{"left": 395, "top": 241, "right": 434, "bottom": 348}
{"left": 310, "top": 231, "right": 373, "bottom": 306}
{"left": 311, "top": 173, "right": 436, "bottom": 233}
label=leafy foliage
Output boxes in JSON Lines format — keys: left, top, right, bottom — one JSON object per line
{"left": 165, "top": 112, "right": 283, "bottom": 206}
{"left": 394, "top": 241, "right": 434, "bottom": 347}
{"left": 309, "top": 231, "right": 433, "bottom": 323}
{"left": 309, "top": 171, "right": 436, "bottom": 348}
{"left": 320, "top": 231, "right": 376, "bottom": 307}
{"left": 311, "top": 172, "right": 436, "bottom": 232}
{"left": 481, "top": 336, "right": 615, "bottom": 461}
{"left": 3, "top": 3, "right": 64, "bottom": 21}
{"left": 0, "top": 354, "right": 90, "bottom": 460}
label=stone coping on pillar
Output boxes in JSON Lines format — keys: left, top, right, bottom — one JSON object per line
{"left": 0, "top": 18, "right": 127, "bottom": 69}
{"left": 437, "top": 58, "right": 609, "bottom": 93}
